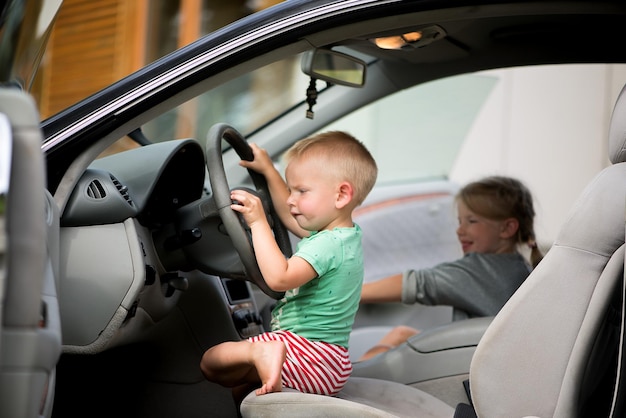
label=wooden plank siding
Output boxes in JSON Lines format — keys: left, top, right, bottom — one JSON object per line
{"left": 37, "top": 0, "right": 148, "bottom": 119}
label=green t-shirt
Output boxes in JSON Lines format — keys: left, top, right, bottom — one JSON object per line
{"left": 270, "top": 225, "right": 364, "bottom": 348}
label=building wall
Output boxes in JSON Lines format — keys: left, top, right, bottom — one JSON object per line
{"left": 36, "top": 0, "right": 148, "bottom": 119}
{"left": 35, "top": 0, "right": 275, "bottom": 120}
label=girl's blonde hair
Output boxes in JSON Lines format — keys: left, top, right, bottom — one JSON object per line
{"left": 285, "top": 131, "right": 378, "bottom": 206}
{"left": 458, "top": 176, "right": 543, "bottom": 267}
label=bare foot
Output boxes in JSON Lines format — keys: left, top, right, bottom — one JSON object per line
{"left": 252, "top": 341, "right": 286, "bottom": 395}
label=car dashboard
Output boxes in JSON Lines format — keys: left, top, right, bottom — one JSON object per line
{"left": 57, "top": 139, "right": 263, "bottom": 353}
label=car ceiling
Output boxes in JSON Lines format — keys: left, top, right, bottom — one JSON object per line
{"left": 311, "top": 2, "right": 626, "bottom": 88}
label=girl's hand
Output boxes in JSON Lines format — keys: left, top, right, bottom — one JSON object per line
{"left": 230, "top": 189, "right": 266, "bottom": 227}
{"left": 239, "top": 143, "right": 275, "bottom": 175}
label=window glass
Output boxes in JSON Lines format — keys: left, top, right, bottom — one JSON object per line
{"left": 320, "top": 73, "right": 498, "bottom": 184}
{"left": 143, "top": 56, "right": 306, "bottom": 144}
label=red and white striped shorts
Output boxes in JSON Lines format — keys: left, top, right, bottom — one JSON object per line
{"left": 248, "top": 330, "right": 352, "bottom": 396}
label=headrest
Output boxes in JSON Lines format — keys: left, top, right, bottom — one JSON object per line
{"left": 609, "top": 83, "right": 626, "bottom": 164}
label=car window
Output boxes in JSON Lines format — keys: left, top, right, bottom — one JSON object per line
{"left": 320, "top": 73, "right": 498, "bottom": 185}
{"left": 142, "top": 56, "right": 308, "bottom": 144}
{"left": 143, "top": 59, "right": 497, "bottom": 186}
{"left": 143, "top": 60, "right": 625, "bottom": 206}
{"left": 262, "top": 71, "right": 498, "bottom": 185}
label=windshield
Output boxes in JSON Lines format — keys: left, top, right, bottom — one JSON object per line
{"left": 142, "top": 61, "right": 498, "bottom": 185}
{"left": 142, "top": 56, "right": 309, "bottom": 143}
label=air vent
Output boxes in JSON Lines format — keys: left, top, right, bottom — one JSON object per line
{"left": 86, "top": 179, "right": 106, "bottom": 199}
{"left": 110, "top": 174, "right": 134, "bottom": 207}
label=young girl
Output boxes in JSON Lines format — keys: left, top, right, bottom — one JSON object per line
{"left": 358, "top": 176, "right": 542, "bottom": 361}
{"left": 200, "top": 132, "right": 378, "bottom": 398}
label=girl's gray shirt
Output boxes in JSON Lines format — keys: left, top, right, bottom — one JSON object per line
{"left": 401, "top": 252, "right": 531, "bottom": 320}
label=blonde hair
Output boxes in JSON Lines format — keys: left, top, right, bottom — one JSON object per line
{"left": 285, "top": 131, "right": 378, "bottom": 206}
{"left": 458, "top": 176, "right": 543, "bottom": 267}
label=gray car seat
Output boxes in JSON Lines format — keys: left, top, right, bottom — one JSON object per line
{"left": 0, "top": 88, "right": 62, "bottom": 418}
{"left": 240, "top": 83, "right": 626, "bottom": 417}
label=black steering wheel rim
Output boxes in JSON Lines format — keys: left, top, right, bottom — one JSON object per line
{"left": 206, "top": 123, "right": 291, "bottom": 299}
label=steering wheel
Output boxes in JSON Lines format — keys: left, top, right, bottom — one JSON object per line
{"left": 205, "top": 123, "right": 292, "bottom": 300}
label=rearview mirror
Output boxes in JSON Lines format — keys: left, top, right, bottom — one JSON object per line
{"left": 301, "top": 49, "right": 366, "bottom": 87}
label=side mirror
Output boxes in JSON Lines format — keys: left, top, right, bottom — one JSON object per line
{"left": 301, "top": 49, "right": 366, "bottom": 87}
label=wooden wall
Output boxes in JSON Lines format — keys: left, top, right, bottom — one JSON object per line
{"left": 37, "top": 0, "right": 148, "bottom": 119}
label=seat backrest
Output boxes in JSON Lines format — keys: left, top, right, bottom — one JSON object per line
{"left": 469, "top": 83, "right": 626, "bottom": 417}
{"left": 0, "top": 88, "right": 62, "bottom": 418}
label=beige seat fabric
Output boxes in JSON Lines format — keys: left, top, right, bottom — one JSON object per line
{"left": 241, "top": 377, "right": 454, "bottom": 417}
{"left": 241, "top": 82, "right": 626, "bottom": 418}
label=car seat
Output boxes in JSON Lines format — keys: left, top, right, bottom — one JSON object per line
{"left": 0, "top": 88, "right": 62, "bottom": 418}
{"left": 239, "top": 82, "right": 626, "bottom": 417}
